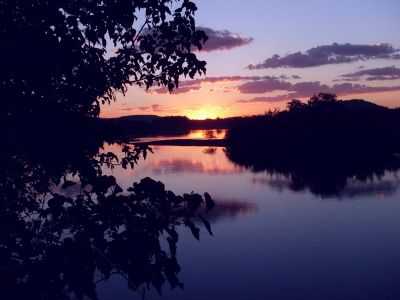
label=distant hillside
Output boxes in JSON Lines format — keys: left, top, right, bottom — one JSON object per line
{"left": 104, "top": 115, "right": 161, "bottom": 123}
{"left": 341, "top": 99, "right": 391, "bottom": 112}
{"left": 97, "top": 96, "right": 400, "bottom": 141}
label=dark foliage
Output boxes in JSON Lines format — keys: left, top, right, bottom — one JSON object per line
{"left": 0, "top": 124, "right": 214, "bottom": 299}
{"left": 98, "top": 115, "right": 264, "bottom": 140}
{"left": 0, "top": 0, "right": 207, "bottom": 118}
{"left": 225, "top": 94, "right": 400, "bottom": 196}
{"left": 100, "top": 115, "right": 192, "bottom": 140}
{"left": 0, "top": 2, "right": 215, "bottom": 298}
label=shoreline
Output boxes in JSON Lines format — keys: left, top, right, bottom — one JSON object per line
{"left": 131, "top": 138, "right": 227, "bottom": 147}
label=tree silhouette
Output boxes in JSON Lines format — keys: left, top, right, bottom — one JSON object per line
{"left": 0, "top": 127, "right": 214, "bottom": 299}
{"left": 287, "top": 99, "right": 305, "bottom": 112}
{"left": 309, "top": 93, "right": 338, "bottom": 104}
{"left": 0, "top": 0, "right": 207, "bottom": 118}
{"left": 226, "top": 94, "right": 400, "bottom": 197}
{"left": 0, "top": 3, "right": 215, "bottom": 298}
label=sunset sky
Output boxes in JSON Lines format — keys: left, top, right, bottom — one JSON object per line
{"left": 101, "top": 0, "right": 400, "bottom": 119}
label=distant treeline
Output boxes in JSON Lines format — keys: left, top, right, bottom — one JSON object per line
{"left": 99, "top": 95, "right": 400, "bottom": 148}
{"left": 97, "top": 114, "right": 255, "bottom": 140}
{"left": 226, "top": 93, "right": 400, "bottom": 158}
{"left": 98, "top": 115, "right": 191, "bottom": 140}
{"left": 223, "top": 94, "right": 400, "bottom": 196}
{"left": 221, "top": 94, "right": 400, "bottom": 195}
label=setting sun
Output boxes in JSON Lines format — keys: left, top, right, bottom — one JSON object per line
{"left": 185, "top": 106, "right": 225, "bottom": 120}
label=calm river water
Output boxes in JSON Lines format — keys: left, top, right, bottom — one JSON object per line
{"left": 98, "top": 129, "right": 400, "bottom": 300}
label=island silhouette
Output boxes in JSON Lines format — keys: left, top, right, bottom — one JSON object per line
{"left": 225, "top": 94, "right": 400, "bottom": 197}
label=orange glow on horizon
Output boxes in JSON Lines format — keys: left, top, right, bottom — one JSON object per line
{"left": 100, "top": 86, "right": 400, "bottom": 119}
{"left": 184, "top": 105, "right": 227, "bottom": 120}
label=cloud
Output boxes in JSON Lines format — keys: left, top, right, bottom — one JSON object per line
{"left": 152, "top": 75, "right": 299, "bottom": 94}
{"left": 279, "top": 74, "right": 302, "bottom": 80}
{"left": 340, "top": 66, "right": 400, "bottom": 81}
{"left": 152, "top": 83, "right": 202, "bottom": 94}
{"left": 199, "top": 27, "right": 253, "bottom": 52}
{"left": 138, "top": 106, "right": 150, "bottom": 111}
{"left": 151, "top": 104, "right": 164, "bottom": 112}
{"left": 130, "top": 104, "right": 177, "bottom": 114}
{"left": 141, "top": 26, "right": 252, "bottom": 53}
{"left": 237, "top": 79, "right": 400, "bottom": 103}
{"left": 118, "top": 104, "right": 175, "bottom": 114}
{"left": 238, "top": 77, "right": 293, "bottom": 93}
{"left": 120, "top": 107, "right": 136, "bottom": 112}
{"left": 237, "top": 96, "right": 289, "bottom": 103}
{"left": 151, "top": 71, "right": 400, "bottom": 101}
{"left": 248, "top": 43, "right": 400, "bottom": 69}
{"left": 152, "top": 85, "right": 201, "bottom": 95}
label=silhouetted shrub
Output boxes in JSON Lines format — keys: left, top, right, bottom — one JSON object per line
{"left": 0, "top": 1, "right": 207, "bottom": 118}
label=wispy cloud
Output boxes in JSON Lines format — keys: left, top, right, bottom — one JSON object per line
{"left": 150, "top": 71, "right": 400, "bottom": 104}
{"left": 141, "top": 26, "right": 252, "bottom": 53}
{"left": 122, "top": 104, "right": 178, "bottom": 114}
{"left": 237, "top": 80, "right": 400, "bottom": 103}
{"left": 138, "top": 106, "right": 150, "bottom": 111}
{"left": 238, "top": 77, "right": 293, "bottom": 93}
{"left": 248, "top": 43, "right": 400, "bottom": 69}
{"left": 340, "top": 66, "right": 400, "bottom": 81}
{"left": 152, "top": 75, "right": 300, "bottom": 94}
{"left": 120, "top": 107, "right": 137, "bottom": 112}
{"left": 150, "top": 104, "right": 165, "bottom": 113}
{"left": 237, "top": 96, "right": 288, "bottom": 103}
{"left": 199, "top": 27, "right": 253, "bottom": 52}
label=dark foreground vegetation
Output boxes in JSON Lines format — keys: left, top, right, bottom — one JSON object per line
{"left": 1, "top": 0, "right": 216, "bottom": 298}
{"left": 2, "top": 0, "right": 400, "bottom": 298}
{"left": 225, "top": 94, "right": 400, "bottom": 196}
{"left": 0, "top": 123, "right": 215, "bottom": 299}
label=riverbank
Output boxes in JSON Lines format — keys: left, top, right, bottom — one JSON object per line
{"left": 132, "top": 138, "right": 226, "bottom": 147}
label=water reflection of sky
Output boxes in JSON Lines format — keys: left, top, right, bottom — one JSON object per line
{"left": 135, "top": 129, "right": 227, "bottom": 143}
{"left": 99, "top": 134, "right": 400, "bottom": 300}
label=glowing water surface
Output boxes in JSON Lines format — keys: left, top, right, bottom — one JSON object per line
{"left": 98, "top": 132, "right": 400, "bottom": 300}
{"left": 135, "top": 129, "right": 227, "bottom": 143}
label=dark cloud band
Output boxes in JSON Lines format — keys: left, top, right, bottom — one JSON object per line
{"left": 248, "top": 43, "right": 400, "bottom": 69}
{"left": 152, "top": 73, "right": 400, "bottom": 102}
{"left": 198, "top": 27, "right": 253, "bottom": 52}
{"left": 237, "top": 80, "right": 400, "bottom": 103}
{"left": 340, "top": 66, "right": 400, "bottom": 81}
{"left": 152, "top": 75, "right": 295, "bottom": 94}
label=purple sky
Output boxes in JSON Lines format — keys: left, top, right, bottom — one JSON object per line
{"left": 102, "top": 0, "right": 400, "bottom": 119}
